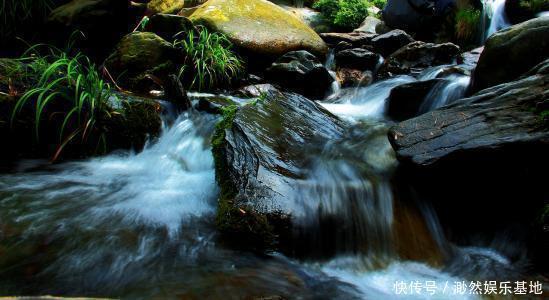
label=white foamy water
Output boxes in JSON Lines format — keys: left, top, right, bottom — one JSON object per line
{"left": 0, "top": 113, "right": 219, "bottom": 236}
{"left": 482, "top": 0, "right": 510, "bottom": 40}
{"left": 321, "top": 76, "right": 416, "bottom": 121}
{"left": 420, "top": 74, "right": 471, "bottom": 112}
{"left": 321, "top": 257, "right": 480, "bottom": 300}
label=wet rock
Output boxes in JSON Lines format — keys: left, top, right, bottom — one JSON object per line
{"left": 335, "top": 48, "right": 381, "bottom": 71}
{"left": 355, "top": 16, "right": 382, "bottom": 34}
{"left": 471, "top": 16, "right": 549, "bottom": 93}
{"left": 386, "top": 79, "right": 443, "bottom": 121}
{"left": 378, "top": 41, "right": 461, "bottom": 77}
{"left": 104, "top": 32, "right": 180, "bottom": 91}
{"left": 194, "top": 95, "right": 239, "bottom": 114}
{"left": 337, "top": 68, "right": 372, "bottom": 88}
{"left": 265, "top": 50, "right": 334, "bottom": 99}
{"left": 388, "top": 60, "right": 549, "bottom": 267}
{"left": 236, "top": 84, "right": 279, "bottom": 98}
{"left": 147, "top": 0, "right": 186, "bottom": 14}
{"left": 213, "top": 91, "right": 346, "bottom": 250}
{"left": 389, "top": 59, "right": 549, "bottom": 167}
{"left": 370, "top": 29, "right": 415, "bottom": 57}
{"left": 143, "top": 13, "right": 194, "bottom": 42}
{"left": 320, "top": 32, "right": 377, "bottom": 48}
{"left": 189, "top": 0, "right": 328, "bottom": 60}
{"left": 164, "top": 74, "right": 191, "bottom": 109}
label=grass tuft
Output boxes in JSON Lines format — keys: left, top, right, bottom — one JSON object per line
{"left": 10, "top": 45, "right": 119, "bottom": 160}
{"left": 455, "top": 7, "right": 481, "bottom": 45}
{"left": 174, "top": 26, "right": 244, "bottom": 92}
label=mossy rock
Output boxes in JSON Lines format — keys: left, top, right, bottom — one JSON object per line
{"left": 471, "top": 16, "right": 549, "bottom": 92}
{"left": 147, "top": 0, "right": 186, "bottom": 14}
{"left": 104, "top": 32, "right": 180, "bottom": 91}
{"left": 212, "top": 91, "right": 345, "bottom": 251}
{"left": 189, "top": 0, "right": 328, "bottom": 60}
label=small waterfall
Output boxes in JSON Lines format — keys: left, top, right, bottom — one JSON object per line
{"left": 420, "top": 74, "right": 471, "bottom": 112}
{"left": 321, "top": 75, "right": 416, "bottom": 121}
{"left": 325, "top": 49, "right": 341, "bottom": 96}
{"left": 481, "top": 0, "right": 510, "bottom": 41}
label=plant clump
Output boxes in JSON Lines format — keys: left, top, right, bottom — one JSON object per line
{"left": 174, "top": 26, "right": 244, "bottom": 92}
{"left": 455, "top": 7, "right": 482, "bottom": 46}
{"left": 10, "top": 45, "right": 120, "bottom": 160}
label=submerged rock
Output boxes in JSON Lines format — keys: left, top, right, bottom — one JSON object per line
{"left": 189, "top": 0, "right": 328, "bottom": 61}
{"left": 265, "top": 50, "right": 334, "bottom": 99}
{"left": 378, "top": 41, "right": 460, "bottom": 77}
{"left": 471, "top": 16, "right": 549, "bottom": 93}
{"left": 104, "top": 32, "right": 180, "bottom": 91}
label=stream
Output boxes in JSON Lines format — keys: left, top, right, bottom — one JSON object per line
{"left": 0, "top": 70, "right": 522, "bottom": 299}
{"left": 0, "top": 3, "right": 536, "bottom": 299}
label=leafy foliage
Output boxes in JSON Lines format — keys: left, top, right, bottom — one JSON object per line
{"left": 370, "top": 0, "right": 387, "bottom": 10}
{"left": 174, "top": 26, "right": 244, "bottom": 91}
{"left": 10, "top": 45, "right": 119, "bottom": 160}
{"left": 455, "top": 7, "right": 481, "bottom": 45}
{"left": 313, "top": 0, "right": 371, "bottom": 31}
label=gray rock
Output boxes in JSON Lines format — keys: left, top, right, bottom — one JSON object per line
{"left": 378, "top": 41, "right": 461, "bottom": 77}
{"left": 335, "top": 48, "right": 381, "bottom": 71}
{"left": 471, "top": 16, "right": 549, "bottom": 93}
{"left": 265, "top": 50, "right": 334, "bottom": 99}
{"left": 387, "top": 79, "right": 444, "bottom": 121}
{"left": 389, "top": 59, "right": 549, "bottom": 167}
{"left": 370, "top": 29, "right": 414, "bottom": 57}
{"left": 355, "top": 16, "right": 382, "bottom": 34}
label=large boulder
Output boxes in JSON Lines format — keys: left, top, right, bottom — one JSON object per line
{"left": 378, "top": 41, "right": 461, "bottom": 77}
{"left": 388, "top": 59, "right": 549, "bottom": 268}
{"left": 189, "top": 0, "right": 328, "bottom": 61}
{"left": 213, "top": 91, "right": 345, "bottom": 250}
{"left": 471, "top": 16, "right": 549, "bottom": 93}
{"left": 370, "top": 29, "right": 415, "bottom": 57}
{"left": 212, "top": 91, "right": 442, "bottom": 260}
{"left": 104, "top": 32, "right": 180, "bottom": 91}
{"left": 265, "top": 50, "right": 334, "bottom": 99}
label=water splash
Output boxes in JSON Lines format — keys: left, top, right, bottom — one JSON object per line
{"left": 420, "top": 74, "right": 471, "bottom": 112}
{"left": 321, "top": 76, "right": 416, "bottom": 121}
{"left": 482, "top": 0, "right": 510, "bottom": 41}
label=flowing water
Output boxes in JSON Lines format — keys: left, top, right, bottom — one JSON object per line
{"left": 0, "top": 29, "right": 532, "bottom": 299}
{"left": 481, "top": 0, "right": 510, "bottom": 41}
